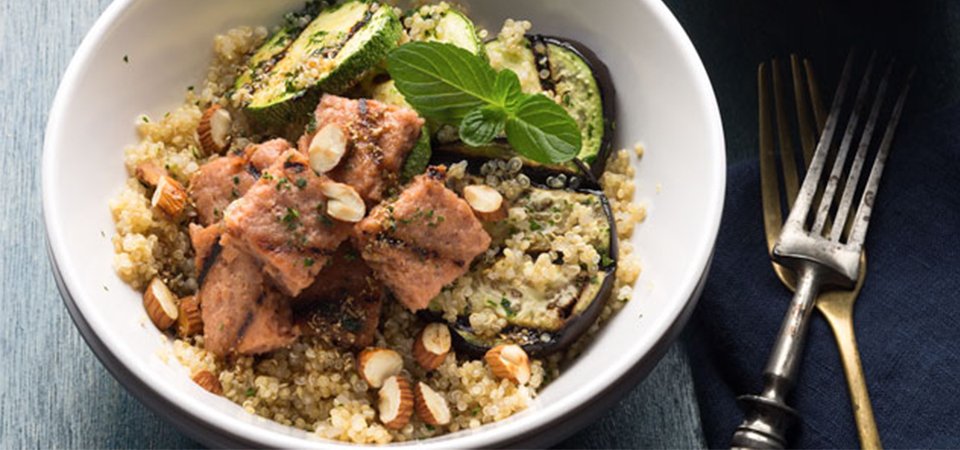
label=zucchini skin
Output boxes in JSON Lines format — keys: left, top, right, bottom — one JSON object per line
{"left": 245, "top": 2, "right": 403, "bottom": 126}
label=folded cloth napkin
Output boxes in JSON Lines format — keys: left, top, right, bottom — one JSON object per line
{"left": 687, "top": 103, "right": 960, "bottom": 448}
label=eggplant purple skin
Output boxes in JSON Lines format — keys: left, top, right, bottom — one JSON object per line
{"left": 418, "top": 180, "right": 620, "bottom": 359}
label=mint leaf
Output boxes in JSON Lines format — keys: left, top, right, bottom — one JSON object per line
{"left": 460, "top": 106, "right": 507, "bottom": 146}
{"left": 494, "top": 69, "right": 522, "bottom": 106}
{"left": 505, "top": 95, "right": 581, "bottom": 164}
{"left": 387, "top": 42, "right": 499, "bottom": 124}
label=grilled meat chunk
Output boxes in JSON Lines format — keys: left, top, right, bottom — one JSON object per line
{"left": 224, "top": 150, "right": 352, "bottom": 296}
{"left": 294, "top": 245, "right": 383, "bottom": 349}
{"left": 188, "top": 139, "right": 291, "bottom": 225}
{"left": 354, "top": 168, "right": 491, "bottom": 311}
{"left": 197, "top": 235, "right": 298, "bottom": 357}
{"left": 298, "top": 95, "right": 424, "bottom": 205}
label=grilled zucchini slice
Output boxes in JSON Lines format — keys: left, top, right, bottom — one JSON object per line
{"left": 484, "top": 35, "right": 615, "bottom": 175}
{"left": 404, "top": 5, "right": 483, "bottom": 55}
{"left": 244, "top": 1, "right": 402, "bottom": 125}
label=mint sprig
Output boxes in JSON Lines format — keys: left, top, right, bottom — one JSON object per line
{"left": 387, "top": 42, "right": 581, "bottom": 164}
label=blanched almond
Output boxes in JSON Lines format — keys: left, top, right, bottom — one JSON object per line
{"left": 151, "top": 175, "right": 188, "bottom": 217}
{"left": 358, "top": 348, "right": 403, "bottom": 388}
{"left": 143, "top": 277, "right": 179, "bottom": 330}
{"left": 308, "top": 123, "right": 348, "bottom": 174}
{"left": 414, "top": 382, "right": 451, "bottom": 426}
{"left": 463, "top": 185, "right": 503, "bottom": 213}
{"left": 378, "top": 375, "right": 414, "bottom": 429}
{"left": 175, "top": 295, "right": 203, "bottom": 338}
{"left": 413, "top": 323, "right": 451, "bottom": 371}
{"left": 198, "top": 104, "right": 232, "bottom": 156}
{"left": 485, "top": 344, "right": 531, "bottom": 385}
{"left": 192, "top": 370, "right": 222, "bottom": 395}
{"left": 321, "top": 181, "right": 365, "bottom": 222}
{"left": 134, "top": 162, "right": 166, "bottom": 187}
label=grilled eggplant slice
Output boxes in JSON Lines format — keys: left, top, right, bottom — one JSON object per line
{"left": 242, "top": 1, "right": 402, "bottom": 125}
{"left": 423, "top": 183, "right": 618, "bottom": 357}
{"left": 477, "top": 35, "right": 615, "bottom": 177}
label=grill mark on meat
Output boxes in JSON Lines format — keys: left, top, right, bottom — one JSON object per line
{"left": 246, "top": 163, "right": 261, "bottom": 179}
{"left": 234, "top": 310, "right": 256, "bottom": 348}
{"left": 197, "top": 239, "right": 223, "bottom": 286}
{"left": 283, "top": 160, "right": 307, "bottom": 173}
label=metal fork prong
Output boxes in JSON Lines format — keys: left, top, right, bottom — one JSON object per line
{"left": 804, "top": 58, "right": 827, "bottom": 134}
{"left": 791, "top": 55, "right": 816, "bottom": 168}
{"left": 811, "top": 53, "right": 879, "bottom": 237}
{"left": 784, "top": 53, "right": 856, "bottom": 231}
{"left": 830, "top": 61, "right": 896, "bottom": 242}
{"left": 772, "top": 58, "right": 801, "bottom": 209}
{"left": 848, "top": 68, "right": 915, "bottom": 249}
{"left": 758, "top": 62, "right": 785, "bottom": 252}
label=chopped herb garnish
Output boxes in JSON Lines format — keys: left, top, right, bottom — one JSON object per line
{"left": 187, "top": 85, "right": 194, "bottom": 91}
{"left": 425, "top": 424, "right": 435, "bottom": 432}
{"left": 471, "top": 407, "right": 480, "bottom": 416}
{"left": 262, "top": 172, "right": 274, "bottom": 181}
{"left": 140, "top": 115, "right": 149, "bottom": 123}
{"left": 123, "top": 55, "right": 129, "bottom": 63}
{"left": 232, "top": 176, "right": 240, "bottom": 185}
{"left": 276, "top": 177, "right": 290, "bottom": 191}
{"left": 304, "top": 257, "right": 315, "bottom": 267}
{"left": 231, "top": 188, "right": 240, "bottom": 199}
{"left": 600, "top": 253, "right": 614, "bottom": 267}
{"left": 281, "top": 207, "right": 301, "bottom": 230}
{"left": 245, "top": 388, "right": 255, "bottom": 397}
{"left": 500, "top": 298, "right": 516, "bottom": 318}
{"left": 529, "top": 220, "right": 543, "bottom": 231}
{"left": 295, "top": 178, "right": 307, "bottom": 189}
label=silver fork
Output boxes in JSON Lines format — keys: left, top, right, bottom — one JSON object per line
{"left": 730, "top": 53, "right": 914, "bottom": 449}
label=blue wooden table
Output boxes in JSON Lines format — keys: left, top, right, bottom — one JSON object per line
{"left": 0, "top": 1, "right": 706, "bottom": 447}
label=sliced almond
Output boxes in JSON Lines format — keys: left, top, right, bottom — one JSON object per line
{"left": 414, "top": 381, "right": 451, "bottom": 426}
{"left": 308, "top": 123, "right": 348, "bottom": 174}
{"left": 413, "top": 323, "right": 451, "bottom": 371}
{"left": 175, "top": 295, "right": 203, "bottom": 338}
{"left": 134, "top": 162, "right": 167, "bottom": 187}
{"left": 143, "top": 277, "right": 179, "bottom": 331}
{"left": 463, "top": 185, "right": 504, "bottom": 213}
{"left": 484, "top": 344, "right": 531, "bottom": 385}
{"left": 192, "top": 370, "right": 223, "bottom": 395}
{"left": 378, "top": 375, "right": 414, "bottom": 429}
{"left": 198, "top": 104, "right": 232, "bottom": 156}
{"left": 357, "top": 348, "right": 404, "bottom": 388}
{"left": 151, "top": 175, "right": 188, "bottom": 217}
{"left": 321, "top": 181, "right": 365, "bottom": 223}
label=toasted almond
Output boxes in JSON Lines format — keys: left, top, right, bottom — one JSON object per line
{"left": 308, "top": 123, "right": 348, "bottom": 174}
{"left": 414, "top": 381, "right": 451, "bottom": 426}
{"left": 357, "top": 348, "right": 404, "bottom": 389}
{"left": 484, "top": 344, "right": 531, "bottom": 385}
{"left": 151, "top": 175, "right": 188, "bottom": 217}
{"left": 378, "top": 375, "right": 414, "bottom": 429}
{"left": 134, "top": 162, "right": 167, "bottom": 187}
{"left": 175, "top": 295, "right": 203, "bottom": 338}
{"left": 198, "top": 104, "right": 232, "bottom": 156}
{"left": 143, "top": 277, "right": 179, "bottom": 330}
{"left": 413, "top": 323, "right": 451, "bottom": 371}
{"left": 192, "top": 370, "right": 223, "bottom": 395}
{"left": 321, "top": 181, "right": 365, "bottom": 223}
{"left": 463, "top": 184, "right": 503, "bottom": 214}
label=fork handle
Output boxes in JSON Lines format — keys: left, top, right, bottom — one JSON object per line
{"left": 731, "top": 263, "right": 823, "bottom": 449}
{"left": 820, "top": 306, "right": 883, "bottom": 450}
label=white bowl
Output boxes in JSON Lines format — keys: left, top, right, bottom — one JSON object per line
{"left": 43, "top": 0, "right": 724, "bottom": 447}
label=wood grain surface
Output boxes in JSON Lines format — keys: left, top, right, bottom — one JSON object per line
{"left": 0, "top": 0, "right": 705, "bottom": 447}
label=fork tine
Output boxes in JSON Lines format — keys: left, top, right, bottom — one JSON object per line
{"left": 791, "top": 55, "right": 816, "bottom": 168}
{"left": 830, "top": 60, "right": 895, "bottom": 242}
{"left": 784, "top": 52, "right": 857, "bottom": 229}
{"left": 811, "top": 53, "right": 880, "bottom": 236}
{"left": 758, "top": 62, "right": 784, "bottom": 253}
{"left": 804, "top": 58, "right": 827, "bottom": 134}
{"left": 847, "top": 68, "right": 915, "bottom": 249}
{"left": 772, "top": 58, "right": 801, "bottom": 209}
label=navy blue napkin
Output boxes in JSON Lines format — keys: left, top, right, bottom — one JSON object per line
{"left": 687, "top": 103, "right": 960, "bottom": 448}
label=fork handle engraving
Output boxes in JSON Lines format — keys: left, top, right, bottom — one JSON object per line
{"left": 732, "top": 263, "right": 823, "bottom": 449}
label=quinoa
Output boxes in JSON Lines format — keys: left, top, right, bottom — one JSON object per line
{"left": 113, "top": 12, "right": 646, "bottom": 444}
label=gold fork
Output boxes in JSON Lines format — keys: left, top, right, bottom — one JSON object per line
{"left": 757, "top": 55, "right": 881, "bottom": 449}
